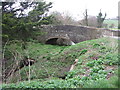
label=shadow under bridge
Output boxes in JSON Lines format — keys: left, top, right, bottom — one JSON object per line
{"left": 45, "top": 37, "right": 75, "bottom": 46}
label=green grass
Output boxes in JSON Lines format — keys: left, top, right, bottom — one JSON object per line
{"left": 2, "top": 37, "right": 119, "bottom": 88}
{"left": 104, "top": 19, "right": 118, "bottom": 29}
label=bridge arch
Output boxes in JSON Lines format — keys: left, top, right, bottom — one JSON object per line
{"left": 45, "top": 37, "right": 75, "bottom": 46}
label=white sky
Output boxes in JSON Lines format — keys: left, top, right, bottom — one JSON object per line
{"left": 45, "top": 0, "right": 120, "bottom": 20}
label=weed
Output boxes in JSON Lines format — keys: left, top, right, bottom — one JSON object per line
{"left": 93, "top": 43, "right": 100, "bottom": 48}
{"left": 3, "top": 37, "right": 118, "bottom": 88}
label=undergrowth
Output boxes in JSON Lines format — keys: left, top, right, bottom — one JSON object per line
{"left": 2, "top": 37, "right": 119, "bottom": 88}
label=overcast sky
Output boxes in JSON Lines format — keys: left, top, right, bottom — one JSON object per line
{"left": 45, "top": 0, "right": 119, "bottom": 20}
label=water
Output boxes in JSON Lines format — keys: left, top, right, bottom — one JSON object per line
{"left": 71, "top": 41, "right": 76, "bottom": 45}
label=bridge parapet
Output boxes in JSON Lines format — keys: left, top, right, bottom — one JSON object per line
{"left": 37, "top": 25, "right": 120, "bottom": 45}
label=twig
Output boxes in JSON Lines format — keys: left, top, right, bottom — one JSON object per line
{"left": 41, "top": 64, "right": 50, "bottom": 78}
{"left": 69, "top": 59, "right": 78, "bottom": 71}
{"left": 28, "top": 58, "right": 31, "bottom": 83}
{"left": 2, "top": 39, "right": 9, "bottom": 59}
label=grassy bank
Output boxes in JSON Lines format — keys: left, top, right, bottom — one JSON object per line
{"left": 104, "top": 19, "right": 118, "bottom": 29}
{"left": 2, "top": 37, "right": 119, "bottom": 88}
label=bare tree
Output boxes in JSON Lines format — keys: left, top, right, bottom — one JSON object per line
{"left": 97, "top": 9, "right": 107, "bottom": 28}
{"left": 83, "top": 9, "right": 88, "bottom": 26}
{"left": 78, "top": 16, "right": 98, "bottom": 27}
{"left": 50, "top": 11, "right": 79, "bottom": 25}
{"left": 50, "top": 11, "right": 63, "bottom": 25}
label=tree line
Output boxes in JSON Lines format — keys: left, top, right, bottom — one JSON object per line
{"left": 1, "top": 1, "right": 120, "bottom": 45}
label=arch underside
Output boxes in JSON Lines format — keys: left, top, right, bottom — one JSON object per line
{"left": 45, "top": 37, "right": 75, "bottom": 46}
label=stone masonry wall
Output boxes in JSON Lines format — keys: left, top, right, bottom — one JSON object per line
{"left": 37, "top": 25, "right": 120, "bottom": 43}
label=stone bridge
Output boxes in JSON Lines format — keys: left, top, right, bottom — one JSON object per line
{"left": 37, "top": 25, "right": 120, "bottom": 45}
